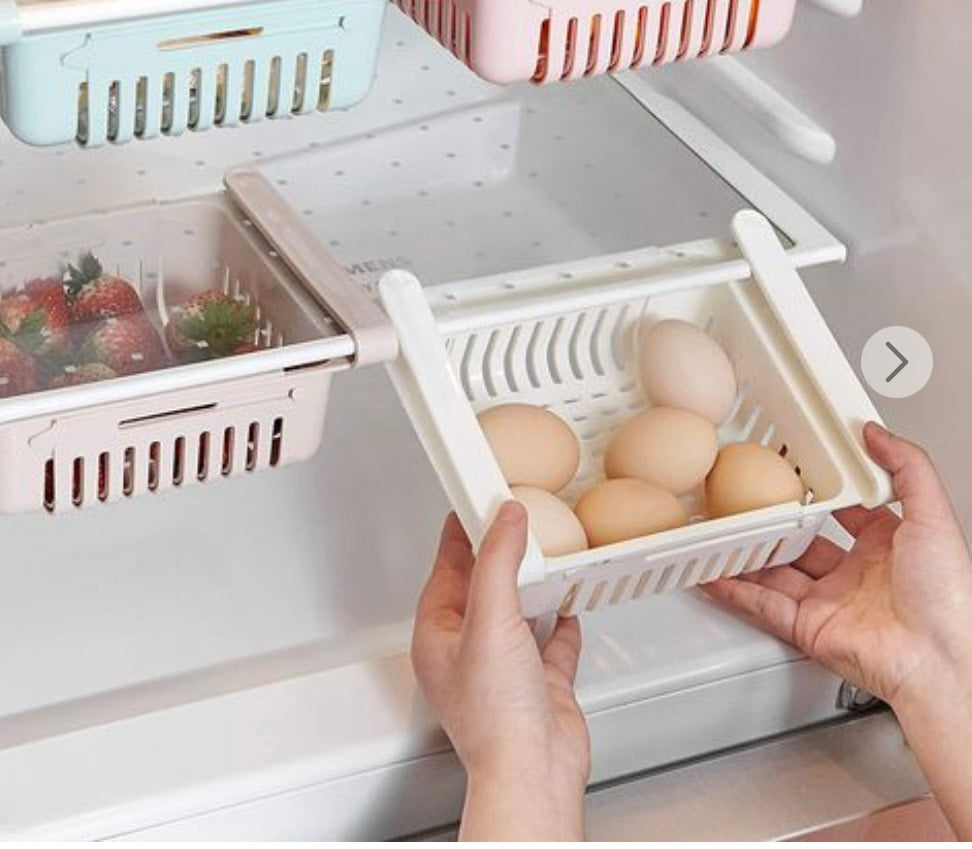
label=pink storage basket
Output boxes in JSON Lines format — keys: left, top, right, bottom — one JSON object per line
{"left": 393, "top": 0, "right": 797, "bottom": 85}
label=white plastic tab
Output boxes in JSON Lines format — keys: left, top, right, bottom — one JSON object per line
{"left": 732, "top": 210, "right": 892, "bottom": 507}
{"left": 378, "top": 269, "right": 548, "bottom": 589}
{"left": 691, "top": 56, "right": 837, "bottom": 165}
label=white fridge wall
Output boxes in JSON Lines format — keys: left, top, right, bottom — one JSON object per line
{"left": 0, "top": 5, "right": 889, "bottom": 841}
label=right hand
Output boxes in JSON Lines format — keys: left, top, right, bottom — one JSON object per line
{"left": 705, "top": 421, "right": 972, "bottom": 709}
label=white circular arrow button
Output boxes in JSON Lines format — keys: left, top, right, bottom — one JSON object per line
{"left": 861, "top": 326, "right": 934, "bottom": 399}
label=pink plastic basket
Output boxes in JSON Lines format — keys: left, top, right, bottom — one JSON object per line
{"left": 393, "top": 0, "right": 797, "bottom": 85}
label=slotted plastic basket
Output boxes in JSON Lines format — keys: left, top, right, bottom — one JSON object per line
{"left": 379, "top": 211, "right": 892, "bottom": 619}
{"left": 392, "top": 0, "right": 796, "bottom": 85}
{"left": 0, "top": 168, "right": 396, "bottom": 514}
{"left": 0, "top": 0, "right": 385, "bottom": 146}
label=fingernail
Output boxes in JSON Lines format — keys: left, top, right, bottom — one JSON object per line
{"left": 867, "top": 420, "right": 893, "bottom": 439}
{"left": 498, "top": 501, "right": 526, "bottom": 524}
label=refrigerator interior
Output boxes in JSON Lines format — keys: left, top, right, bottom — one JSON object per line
{"left": 0, "top": 3, "right": 916, "bottom": 840}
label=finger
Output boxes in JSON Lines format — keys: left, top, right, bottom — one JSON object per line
{"left": 792, "top": 535, "right": 846, "bottom": 578}
{"left": 416, "top": 513, "right": 474, "bottom": 624}
{"left": 864, "top": 422, "right": 955, "bottom": 525}
{"left": 541, "top": 616, "right": 582, "bottom": 684}
{"left": 466, "top": 501, "right": 529, "bottom": 630}
{"left": 833, "top": 505, "right": 880, "bottom": 537}
{"left": 747, "top": 565, "right": 813, "bottom": 600}
{"left": 704, "top": 578, "right": 798, "bottom": 644}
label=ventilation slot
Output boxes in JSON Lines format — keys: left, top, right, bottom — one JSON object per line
{"left": 148, "top": 442, "right": 161, "bottom": 492}
{"left": 161, "top": 72, "right": 176, "bottom": 134}
{"left": 585, "top": 14, "right": 602, "bottom": 75}
{"left": 197, "top": 432, "right": 211, "bottom": 481}
{"left": 241, "top": 60, "right": 256, "bottom": 120}
{"left": 744, "top": 0, "right": 761, "bottom": 47}
{"left": 222, "top": 427, "right": 235, "bottom": 475}
{"left": 77, "top": 82, "right": 90, "bottom": 145}
{"left": 608, "top": 10, "right": 626, "bottom": 71}
{"left": 631, "top": 6, "right": 650, "bottom": 67}
{"left": 699, "top": 0, "right": 717, "bottom": 54}
{"left": 293, "top": 53, "right": 309, "bottom": 112}
{"left": 533, "top": 19, "right": 551, "bottom": 81}
{"left": 586, "top": 579, "right": 608, "bottom": 611}
{"left": 215, "top": 63, "right": 230, "bottom": 124}
{"left": 107, "top": 81, "right": 121, "bottom": 141}
{"left": 559, "top": 581, "right": 582, "bottom": 616}
{"left": 123, "top": 447, "right": 136, "bottom": 497}
{"left": 246, "top": 422, "right": 260, "bottom": 471}
{"left": 318, "top": 50, "right": 334, "bottom": 110}
{"left": 270, "top": 417, "right": 284, "bottom": 467}
{"left": 44, "top": 459, "right": 55, "bottom": 512}
{"left": 134, "top": 76, "right": 149, "bottom": 138}
{"left": 562, "top": 18, "right": 579, "bottom": 79}
{"left": 655, "top": 3, "right": 672, "bottom": 63}
{"left": 722, "top": 0, "right": 739, "bottom": 51}
{"left": 676, "top": 0, "right": 694, "bottom": 59}
{"left": 267, "top": 56, "right": 283, "bottom": 117}
{"left": 98, "top": 453, "right": 110, "bottom": 502}
{"left": 72, "top": 458, "right": 84, "bottom": 507}
{"left": 173, "top": 437, "right": 186, "bottom": 486}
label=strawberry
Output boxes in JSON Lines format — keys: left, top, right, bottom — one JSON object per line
{"left": 66, "top": 253, "right": 144, "bottom": 323}
{"left": 81, "top": 316, "right": 166, "bottom": 376}
{"left": 0, "top": 337, "right": 38, "bottom": 398}
{"left": 165, "top": 290, "right": 259, "bottom": 363}
{"left": 49, "top": 362, "right": 118, "bottom": 389}
{"left": 0, "top": 277, "right": 72, "bottom": 357}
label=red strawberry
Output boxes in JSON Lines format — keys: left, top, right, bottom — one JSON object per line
{"left": 165, "top": 290, "right": 258, "bottom": 363}
{"left": 81, "top": 316, "right": 166, "bottom": 376}
{"left": 0, "top": 337, "right": 38, "bottom": 398}
{"left": 66, "top": 253, "right": 144, "bottom": 323}
{"left": 0, "top": 277, "right": 72, "bottom": 356}
{"left": 49, "top": 362, "right": 118, "bottom": 389}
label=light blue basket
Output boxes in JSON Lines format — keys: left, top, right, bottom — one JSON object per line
{"left": 0, "top": 0, "right": 386, "bottom": 147}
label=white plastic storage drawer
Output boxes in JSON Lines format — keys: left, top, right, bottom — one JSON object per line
{"left": 380, "top": 211, "right": 891, "bottom": 619}
{"left": 0, "top": 0, "right": 386, "bottom": 147}
{"left": 0, "top": 169, "right": 395, "bottom": 514}
{"left": 392, "top": 0, "right": 796, "bottom": 85}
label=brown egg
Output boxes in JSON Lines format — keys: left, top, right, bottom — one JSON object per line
{"left": 604, "top": 406, "right": 718, "bottom": 495}
{"left": 511, "top": 486, "right": 588, "bottom": 557}
{"left": 575, "top": 478, "right": 688, "bottom": 548}
{"left": 477, "top": 403, "right": 580, "bottom": 493}
{"left": 706, "top": 442, "right": 806, "bottom": 518}
{"left": 639, "top": 319, "right": 738, "bottom": 425}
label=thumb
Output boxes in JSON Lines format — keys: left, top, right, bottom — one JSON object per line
{"left": 864, "top": 422, "right": 955, "bottom": 526}
{"left": 465, "top": 501, "right": 528, "bottom": 632}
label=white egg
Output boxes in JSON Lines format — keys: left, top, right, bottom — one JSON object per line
{"left": 639, "top": 319, "right": 738, "bottom": 425}
{"left": 511, "top": 486, "right": 588, "bottom": 557}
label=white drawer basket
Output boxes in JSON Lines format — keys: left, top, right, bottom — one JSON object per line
{"left": 379, "top": 211, "right": 892, "bottom": 619}
{"left": 0, "top": 169, "right": 396, "bottom": 514}
{"left": 0, "top": 0, "right": 385, "bottom": 147}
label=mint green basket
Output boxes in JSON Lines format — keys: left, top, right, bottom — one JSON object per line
{"left": 0, "top": 0, "right": 385, "bottom": 147}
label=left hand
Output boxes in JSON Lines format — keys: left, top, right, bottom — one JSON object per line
{"left": 411, "top": 502, "right": 589, "bottom": 840}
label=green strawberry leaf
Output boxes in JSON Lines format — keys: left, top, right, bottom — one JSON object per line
{"left": 65, "top": 252, "right": 104, "bottom": 298}
{"left": 180, "top": 299, "right": 258, "bottom": 358}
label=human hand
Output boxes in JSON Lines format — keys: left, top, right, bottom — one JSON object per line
{"left": 705, "top": 422, "right": 972, "bottom": 709}
{"left": 411, "top": 502, "right": 589, "bottom": 841}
